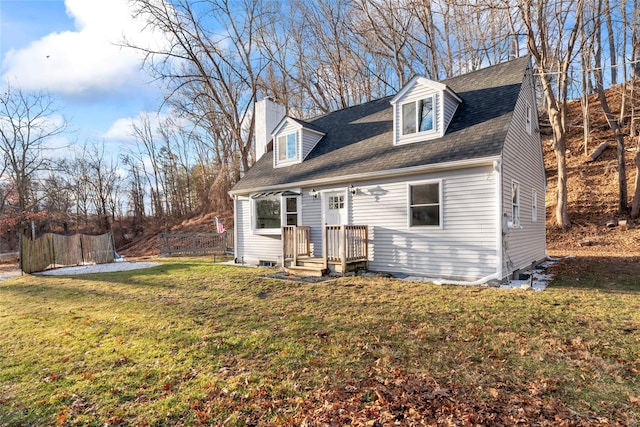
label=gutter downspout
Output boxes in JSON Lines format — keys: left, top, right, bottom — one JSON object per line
{"left": 431, "top": 271, "right": 501, "bottom": 286}
{"left": 233, "top": 195, "right": 239, "bottom": 263}
{"left": 495, "top": 159, "right": 504, "bottom": 282}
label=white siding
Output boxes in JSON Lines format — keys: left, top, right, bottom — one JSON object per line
{"left": 300, "top": 191, "right": 323, "bottom": 256}
{"left": 235, "top": 165, "right": 499, "bottom": 279}
{"left": 351, "top": 167, "right": 498, "bottom": 280}
{"left": 442, "top": 91, "right": 459, "bottom": 132}
{"left": 235, "top": 197, "right": 282, "bottom": 265}
{"left": 301, "top": 130, "right": 323, "bottom": 160}
{"left": 501, "top": 65, "right": 546, "bottom": 276}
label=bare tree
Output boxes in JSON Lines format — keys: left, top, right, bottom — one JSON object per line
{"left": 0, "top": 85, "right": 67, "bottom": 234}
{"left": 628, "top": 0, "right": 640, "bottom": 218}
{"left": 129, "top": 113, "right": 166, "bottom": 219}
{"left": 518, "top": 0, "right": 584, "bottom": 229}
{"left": 126, "top": 0, "right": 266, "bottom": 183}
{"left": 85, "top": 143, "right": 122, "bottom": 233}
{"left": 590, "top": 0, "right": 628, "bottom": 212}
{"left": 121, "top": 154, "right": 146, "bottom": 234}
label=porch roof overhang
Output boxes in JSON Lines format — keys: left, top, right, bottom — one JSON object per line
{"left": 251, "top": 190, "right": 300, "bottom": 199}
{"left": 229, "top": 155, "right": 500, "bottom": 197}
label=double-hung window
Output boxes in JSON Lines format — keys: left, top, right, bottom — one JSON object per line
{"left": 402, "top": 97, "right": 434, "bottom": 135}
{"left": 285, "top": 196, "right": 298, "bottom": 226}
{"left": 531, "top": 189, "right": 537, "bottom": 222}
{"left": 512, "top": 181, "right": 520, "bottom": 227}
{"left": 409, "top": 181, "right": 441, "bottom": 227}
{"left": 278, "top": 132, "right": 297, "bottom": 161}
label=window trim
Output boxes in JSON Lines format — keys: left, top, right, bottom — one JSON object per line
{"left": 511, "top": 180, "right": 521, "bottom": 228}
{"left": 284, "top": 195, "right": 299, "bottom": 226}
{"left": 531, "top": 189, "right": 537, "bottom": 222}
{"left": 407, "top": 179, "right": 443, "bottom": 229}
{"left": 252, "top": 192, "right": 301, "bottom": 235}
{"left": 276, "top": 131, "right": 298, "bottom": 164}
{"left": 400, "top": 95, "right": 436, "bottom": 138}
{"left": 525, "top": 103, "right": 532, "bottom": 135}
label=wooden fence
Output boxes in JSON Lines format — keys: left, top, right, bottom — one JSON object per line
{"left": 20, "top": 233, "right": 115, "bottom": 274}
{"left": 158, "top": 231, "right": 233, "bottom": 257}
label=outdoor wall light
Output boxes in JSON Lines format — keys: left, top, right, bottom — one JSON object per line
{"left": 310, "top": 188, "right": 318, "bottom": 199}
{"left": 349, "top": 183, "right": 357, "bottom": 195}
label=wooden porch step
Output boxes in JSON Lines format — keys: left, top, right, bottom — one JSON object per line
{"left": 296, "top": 257, "right": 326, "bottom": 268}
{"left": 286, "top": 264, "right": 327, "bottom": 278}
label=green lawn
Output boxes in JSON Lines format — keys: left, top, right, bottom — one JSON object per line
{"left": 1, "top": 258, "right": 639, "bottom": 425}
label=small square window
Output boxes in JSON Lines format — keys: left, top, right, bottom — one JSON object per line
{"left": 328, "top": 195, "right": 344, "bottom": 210}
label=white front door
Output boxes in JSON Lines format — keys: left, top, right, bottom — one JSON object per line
{"left": 323, "top": 191, "right": 347, "bottom": 225}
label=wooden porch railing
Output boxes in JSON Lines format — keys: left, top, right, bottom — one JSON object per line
{"left": 282, "top": 226, "right": 311, "bottom": 264}
{"left": 323, "top": 225, "right": 368, "bottom": 273}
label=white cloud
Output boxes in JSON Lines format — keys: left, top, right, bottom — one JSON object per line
{"left": 1, "top": 0, "right": 168, "bottom": 97}
{"left": 102, "top": 110, "right": 176, "bottom": 143}
{"left": 103, "top": 117, "right": 138, "bottom": 143}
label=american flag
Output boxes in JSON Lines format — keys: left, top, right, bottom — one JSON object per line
{"left": 215, "top": 217, "right": 226, "bottom": 234}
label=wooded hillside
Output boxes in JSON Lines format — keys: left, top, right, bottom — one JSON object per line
{"left": 546, "top": 84, "right": 640, "bottom": 256}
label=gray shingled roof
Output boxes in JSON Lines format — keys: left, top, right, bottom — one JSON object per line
{"left": 232, "top": 56, "right": 530, "bottom": 193}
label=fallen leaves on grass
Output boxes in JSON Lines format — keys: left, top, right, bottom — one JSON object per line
{"left": 42, "top": 373, "right": 62, "bottom": 383}
{"left": 292, "top": 368, "right": 617, "bottom": 426}
{"left": 114, "top": 355, "right": 129, "bottom": 366}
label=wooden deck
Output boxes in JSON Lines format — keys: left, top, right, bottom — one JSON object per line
{"left": 283, "top": 225, "right": 368, "bottom": 277}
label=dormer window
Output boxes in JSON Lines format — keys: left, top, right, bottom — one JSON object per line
{"left": 271, "top": 117, "right": 325, "bottom": 167}
{"left": 402, "top": 97, "right": 434, "bottom": 135}
{"left": 277, "top": 132, "right": 297, "bottom": 161}
{"left": 391, "top": 76, "right": 460, "bottom": 146}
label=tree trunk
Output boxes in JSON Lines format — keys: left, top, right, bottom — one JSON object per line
{"left": 586, "top": 141, "right": 611, "bottom": 161}
{"left": 631, "top": 151, "right": 640, "bottom": 219}
{"left": 554, "top": 136, "right": 571, "bottom": 228}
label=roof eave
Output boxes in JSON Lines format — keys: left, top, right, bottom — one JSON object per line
{"left": 229, "top": 155, "right": 501, "bottom": 196}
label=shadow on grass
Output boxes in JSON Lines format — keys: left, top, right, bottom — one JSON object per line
{"left": 550, "top": 255, "right": 640, "bottom": 293}
{"left": 2, "top": 261, "right": 263, "bottom": 306}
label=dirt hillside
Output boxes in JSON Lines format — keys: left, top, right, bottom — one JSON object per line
{"left": 545, "top": 85, "right": 640, "bottom": 258}
{"left": 119, "top": 212, "right": 232, "bottom": 258}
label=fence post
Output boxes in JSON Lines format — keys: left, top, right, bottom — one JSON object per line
{"left": 18, "top": 234, "right": 23, "bottom": 275}
{"left": 49, "top": 234, "right": 55, "bottom": 268}
{"left": 293, "top": 226, "right": 298, "bottom": 265}
{"left": 340, "top": 226, "right": 346, "bottom": 274}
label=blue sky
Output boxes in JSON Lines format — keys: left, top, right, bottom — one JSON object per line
{"left": 0, "top": 0, "right": 169, "bottom": 154}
